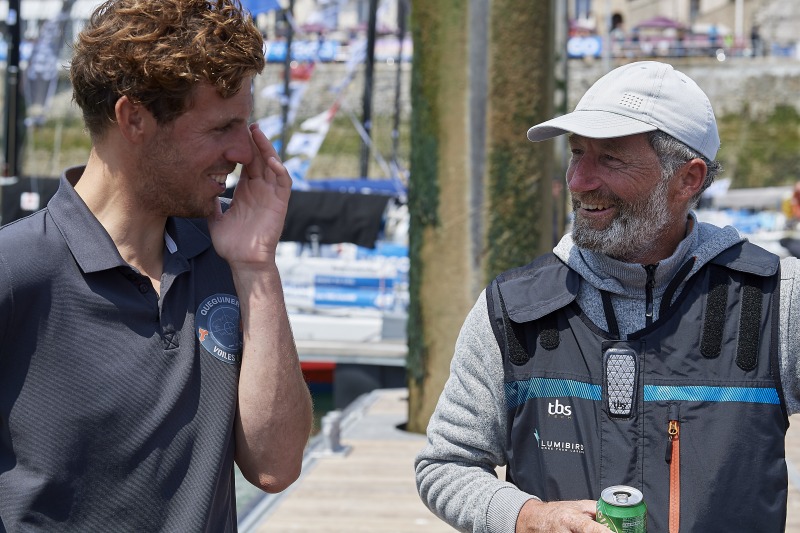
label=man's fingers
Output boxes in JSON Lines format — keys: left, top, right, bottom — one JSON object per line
{"left": 247, "top": 123, "right": 292, "bottom": 190}
{"left": 267, "top": 156, "right": 293, "bottom": 190}
{"left": 250, "top": 124, "right": 280, "bottom": 164}
{"left": 517, "top": 499, "right": 606, "bottom": 533}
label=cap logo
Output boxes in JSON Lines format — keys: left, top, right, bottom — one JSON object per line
{"left": 196, "top": 293, "right": 243, "bottom": 365}
{"left": 619, "top": 93, "right": 644, "bottom": 110}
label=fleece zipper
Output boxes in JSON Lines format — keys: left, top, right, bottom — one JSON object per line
{"left": 644, "top": 264, "right": 658, "bottom": 327}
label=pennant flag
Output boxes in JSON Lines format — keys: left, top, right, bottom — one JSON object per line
{"left": 286, "top": 132, "right": 326, "bottom": 158}
{"left": 24, "top": 2, "right": 73, "bottom": 125}
{"left": 300, "top": 110, "right": 333, "bottom": 133}
{"left": 257, "top": 115, "right": 284, "bottom": 139}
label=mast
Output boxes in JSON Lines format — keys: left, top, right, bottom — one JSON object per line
{"left": 358, "top": 0, "right": 378, "bottom": 178}
{"left": 279, "top": 0, "right": 295, "bottom": 161}
{"left": 3, "top": 0, "right": 22, "bottom": 179}
{"left": 390, "top": 0, "right": 407, "bottom": 181}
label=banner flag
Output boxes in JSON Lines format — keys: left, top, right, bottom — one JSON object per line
{"left": 286, "top": 132, "right": 326, "bottom": 157}
{"left": 24, "top": 0, "right": 76, "bottom": 126}
{"left": 257, "top": 114, "right": 284, "bottom": 139}
{"left": 300, "top": 109, "right": 333, "bottom": 133}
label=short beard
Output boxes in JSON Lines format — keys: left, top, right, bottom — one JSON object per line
{"left": 138, "top": 126, "right": 217, "bottom": 219}
{"left": 571, "top": 175, "right": 673, "bottom": 262}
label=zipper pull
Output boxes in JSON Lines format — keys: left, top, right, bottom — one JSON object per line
{"left": 644, "top": 264, "right": 658, "bottom": 327}
{"left": 665, "top": 419, "right": 678, "bottom": 463}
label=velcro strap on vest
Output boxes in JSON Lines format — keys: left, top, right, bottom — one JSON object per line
{"left": 701, "top": 267, "right": 764, "bottom": 371}
{"left": 737, "top": 275, "right": 763, "bottom": 371}
{"left": 539, "top": 315, "right": 560, "bottom": 351}
{"left": 701, "top": 266, "right": 728, "bottom": 359}
{"left": 488, "top": 255, "right": 569, "bottom": 367}
{"left": 497, "top": 288, "right": 531, "bottom": 366}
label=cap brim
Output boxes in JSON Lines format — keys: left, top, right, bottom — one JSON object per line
{"left": 527, "top": 110, "right": 658, "bottom": 142}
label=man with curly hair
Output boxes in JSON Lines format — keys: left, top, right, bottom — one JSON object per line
{"left": 0, "top": 1, "right": 312, "bottom": 531}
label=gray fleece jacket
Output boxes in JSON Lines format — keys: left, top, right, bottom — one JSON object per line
{"left": 415, "top": 214, "right": 800, "bottom": 533}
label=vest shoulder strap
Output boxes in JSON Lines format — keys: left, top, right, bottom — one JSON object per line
{"left": 487, "top": 253, "right": 576, "bottom": 365}
{"left": 708, "top": 240, "right": 779, "bottom": 276}
{"left": 493, "top": 253, "right": 578, "bottom": 323}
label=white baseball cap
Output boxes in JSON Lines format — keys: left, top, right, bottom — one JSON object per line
{"left": 527, "top": 61, "right": 720, "bottom": 160}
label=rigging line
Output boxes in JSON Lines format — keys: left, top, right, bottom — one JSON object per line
{"left": 344, "top": 108, "right": 394, "bottom": 181}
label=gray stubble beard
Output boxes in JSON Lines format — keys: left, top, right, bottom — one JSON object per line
{"left": 571, "top": 176, "right": 673, "bottom": 263}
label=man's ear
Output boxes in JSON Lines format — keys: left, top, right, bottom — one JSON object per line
{"left": 677, "top": 158, "right": 707, "bottom": 201}
{"left": 114, "top": 96, "right": 153, "bottom": 144}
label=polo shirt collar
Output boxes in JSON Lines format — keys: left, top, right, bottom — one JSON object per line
{"left": 49, "top": 166, "right": 212, "bottom": 274}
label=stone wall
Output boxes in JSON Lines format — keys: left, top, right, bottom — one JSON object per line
{"left": 48, "top": 56, "right": 798, "bottom": 125}
{"left": 261, "top": 56, "right": 800, "bottom": 126}
{"left": 567, "top": 57, "right": 800, "bottom": 119}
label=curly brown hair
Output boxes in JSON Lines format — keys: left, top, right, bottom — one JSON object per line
{"left": 70, "top": 0, "right": 265, "bottom": 139}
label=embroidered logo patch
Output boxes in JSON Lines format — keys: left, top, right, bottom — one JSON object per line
{"left": 196, "top": 293, "right": 243, "bottom": 365}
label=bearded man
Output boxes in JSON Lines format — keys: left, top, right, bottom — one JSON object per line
{"left": 415, "top": 61, "right": 799, "bottom": 533}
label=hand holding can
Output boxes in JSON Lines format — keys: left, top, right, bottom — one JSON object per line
{"left": 596, "top": 485, "right": 647, "bottom": 532}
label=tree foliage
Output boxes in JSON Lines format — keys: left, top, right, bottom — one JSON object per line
{"left": 718, "top": 105, "right": 800, "bottom": 189}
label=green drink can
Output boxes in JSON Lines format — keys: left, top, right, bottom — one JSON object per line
{"left": 596, "top": 485, "right": 647, "bottom": 533}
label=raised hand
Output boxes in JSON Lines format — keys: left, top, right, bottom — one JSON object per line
{"left": 207, "top": 123, "right": 292, "bottom": 267}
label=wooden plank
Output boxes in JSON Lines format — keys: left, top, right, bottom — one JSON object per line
{"left": 256, "top": 439, "right": 452, "bottom": 532}
{"left": 253, "top": 393, "right": 800, "bottom": 532}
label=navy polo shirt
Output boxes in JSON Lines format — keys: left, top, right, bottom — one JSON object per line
{"left": 0, "top": 167, "right": 244, "bottom": 532}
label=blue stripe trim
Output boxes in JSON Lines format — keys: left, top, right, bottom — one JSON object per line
{"left": 505, "top": 378, "right": 601, "bottom": 409}
{"left": 505, "top": 379, "right": 780, "bottom": 409}
{"left": 643, "top": 385, "right": 780, "bottom": 404}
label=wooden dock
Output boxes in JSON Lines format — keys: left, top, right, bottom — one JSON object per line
{"left": 241, "top": 388, "right": 449, "bottom": 532}
{"left": 241, "top": 388, "right": 800, "bottom": 532}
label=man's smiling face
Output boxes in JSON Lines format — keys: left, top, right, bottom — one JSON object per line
{"left": 566, "top": 133, "right": 684, "bottom": 264}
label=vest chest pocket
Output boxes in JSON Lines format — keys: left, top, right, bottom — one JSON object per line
{"left": 505, "top": 383, "right": 600, "bottom": 501}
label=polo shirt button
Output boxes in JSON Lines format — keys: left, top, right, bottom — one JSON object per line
{"left": 139, "top": 283, "right": 149, "bottom": 293}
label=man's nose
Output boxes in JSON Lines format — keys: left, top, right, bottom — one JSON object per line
{"left": 224, "top": 125, "right": 255, "bottom": 165}
{"left": 566, "top": 157, "right": 601, "bottom": 193}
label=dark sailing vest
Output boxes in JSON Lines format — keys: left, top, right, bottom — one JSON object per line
{"left": 487, "top": 242, "right": 788, "bottom": 532}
